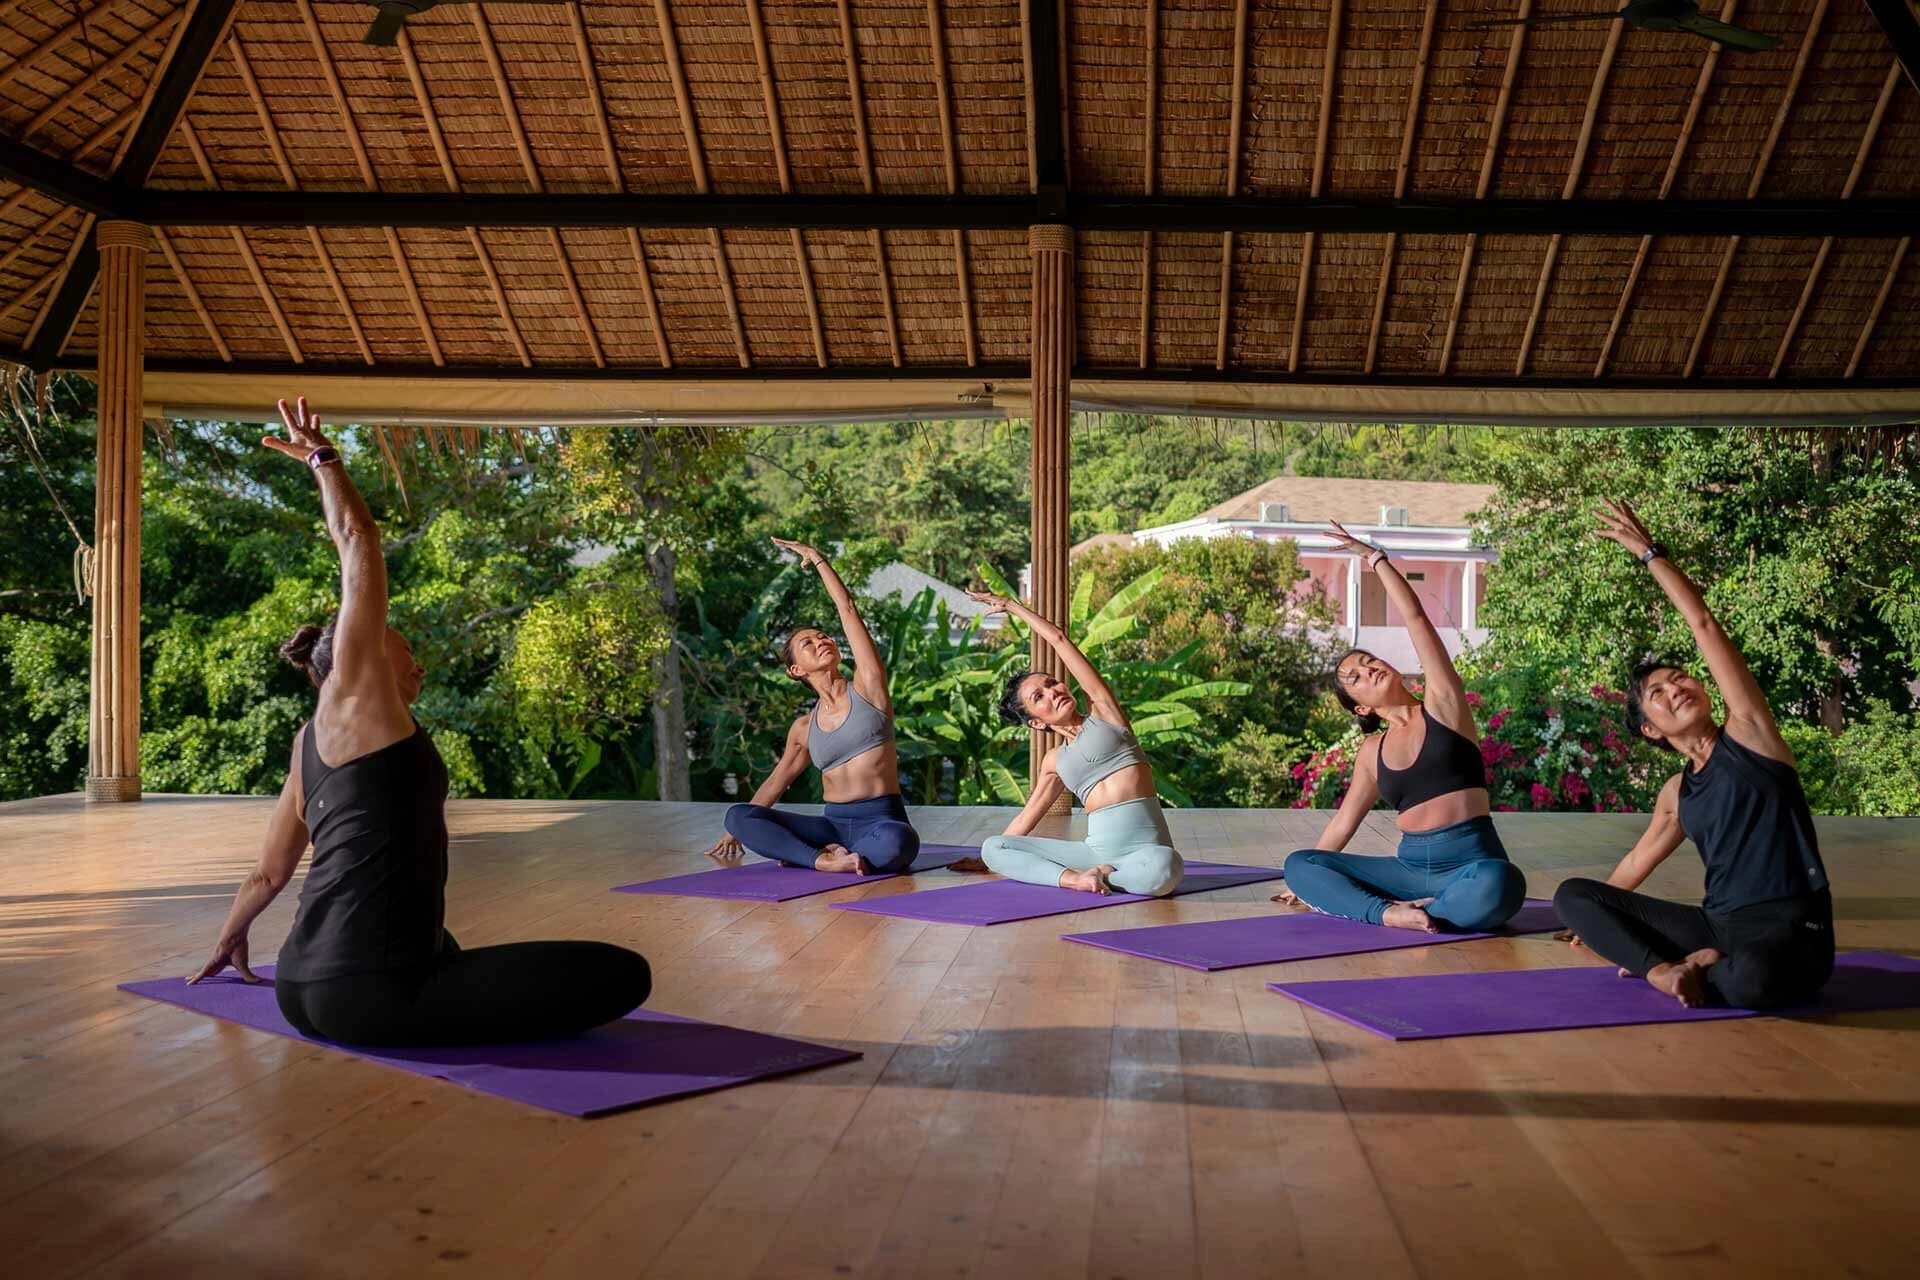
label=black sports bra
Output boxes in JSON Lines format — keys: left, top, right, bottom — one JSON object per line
{"left": 1375, "top": 707, "right": 1486, "bottom": 811}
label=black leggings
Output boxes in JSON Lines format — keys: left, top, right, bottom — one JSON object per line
{"left": 1552, "top": 880, "right": 1834, "bottom": 1010}
{"left": 276, "top": 939, "right": 652, "bottom": 1048}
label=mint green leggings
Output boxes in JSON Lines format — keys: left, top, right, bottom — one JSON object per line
{"left": 981, "top": 797, "right": 1184, "bottom": 896}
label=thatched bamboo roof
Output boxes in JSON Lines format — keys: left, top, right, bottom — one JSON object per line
{"left": 1, "top": 0, "right": 1918, "bottom": 423}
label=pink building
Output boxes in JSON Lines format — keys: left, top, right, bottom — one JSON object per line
{"left": 1125, "top": 477, "right": 1496, "bottom": 675}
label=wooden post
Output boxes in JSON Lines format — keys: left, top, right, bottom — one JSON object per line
{"left": 87, "top": 220, "right": 150, "bottom": 803}
{"left": 1028, "top": 223, "right": 1073, "bottom": 810}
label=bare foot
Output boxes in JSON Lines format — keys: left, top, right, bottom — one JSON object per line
{"left": 814, "top": 844, "right": 860, "bottom": 873}
{"left": 1059, "top": 864, "right": 1117, "bottom": 895}
{"left": 1645, "top": 958, "right": 1710, "bottom": 1007}
{"left": 1381, "top": 902, "right": 1438, "bottom": 933}
{"left": 947, "top": 857, "right": 992, "bottom": 874}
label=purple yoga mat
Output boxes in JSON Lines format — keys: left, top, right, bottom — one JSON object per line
{"left": 119, "top": 969, "right": 859, "bottom": 1117}
{"left": 828, "top": 860, "right": 1285, "bottom": 926}
{"left": 1061, "top": 899, "right": 1562, "bottom": 971}
{"left": 1267, "top": 950, "right": 1920, "bottom": 1041}
{"left": 611, "top": 843, "right": 980, "bottom": 903}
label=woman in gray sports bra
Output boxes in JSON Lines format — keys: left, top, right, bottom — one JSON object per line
{"left": 962, "top": 590, "right": 1183, "bottom": 897}
{"left": 707, "top": 538, "right": 919, "bottom": 875}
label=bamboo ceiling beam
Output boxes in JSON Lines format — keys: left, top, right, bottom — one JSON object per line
{"left": 926, "top": 0, "right": 978, "bottom": 368}
{"left": 152, "top": 225, "right": 231, "bottom": 362}
{"left": 22, "top": 213, "right": 89, "bottom": 353}
{"left": 1, "top": 254, "right": 60, "bottom": 324}
{"left": 395, "top": 27, "right": 529, "bottom": 368}
{"left": 565, "top": 7, "right": 671, "bottom": 369}
{"left": 1595, "top": 0, "right": 1736, "bottom": 377}
{"left": 1862, "top": 0, "right": 1920, "bottom": 95}
{"left": 469, "top": 7, "right": 605, "bottom": 369}
{"left": 1290, "top": 0, "right": 1343, "bottom": 374}
{"left": 1846, "top": 236, "right": 1907, "bottom": 378}
{"left": 0, "top": 0, "right": 124, "bottom": 96}
{"left": 231, "top": 33, "right": 373, "bottom": 366}
{"left": 1365, "top": 0, "right": 1439, "bottom": 375}
{"left": 655, "top": 0, "right": 750, "bottom": 368}
{"left": 745, "top": 0, "right": 827, "bottom": 368}
{"left": 292, "top": 0, "right": 441, "bottom": 366}
{"left": 21, "top": 9, "right": 183, "bottom": 141}
{"left": 1771, "top": 60, "right": 1901, "bottom": 378}
{"left": 1514, "top": 18, "right": 1623, "bottom": 377}
{"left": 1682, "top": 0, "right": 1829, "bottom": 378}
{"left": 838, "top": 0, "right": 902, "bottom": 367}
{"left": 1438, "top": 0, "right": 1532, "bottom": 376}
{"left": 179, "top": 119, "right": 303, "bottom": 364}
{"left": 1138, "top": 0, "right": 1158, "bottom": 370}
{"left": 0, "top": 205, "right": 75, "bottom": 279}
{"left": 1215, "top": 0, "right": 1250, "bottom": 371}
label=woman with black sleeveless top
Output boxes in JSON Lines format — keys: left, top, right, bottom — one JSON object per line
{"left": 1277, "top": 521, "right": 1527, "bottom": 933}
{"left": 188, "top": 397, "right": 651, "bottom": 1047}
{"left": 1552, "top": 499, "right": 1833, "bottom": 1010}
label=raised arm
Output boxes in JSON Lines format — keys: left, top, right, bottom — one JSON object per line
{"left": 772, "top": 538, "right": 889, "bottom": 709}
{"left": 966, "top": 589, "right": 1126, "bottom": 726}
{"left": 1313, "top": 737, "right": 1383, "bottom": 854}
{"left": 1326, "top": 520, "right": 1469, "bottom": 727}
{"left": 1593, "top": 499, "right": 1785, "bottom": 753}
{"left": 189, "top": 731, "right": 312, "bottom": 983}
{"left": 1000, "top": 751, "right": 1069, "bottom": 838}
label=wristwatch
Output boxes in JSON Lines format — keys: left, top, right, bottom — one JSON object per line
{"left": 1639, "top": 542, "right": 1667, "bottom": 566}
{"left": 306, "top": 446, "right": 341, "bottom": 470}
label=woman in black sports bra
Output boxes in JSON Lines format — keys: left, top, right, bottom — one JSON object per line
{"left": 188, "top": 397, "right": 651, "bottom": 1048}
{"left": 1277, "top": 521, "right": 1527, "bottom": 933}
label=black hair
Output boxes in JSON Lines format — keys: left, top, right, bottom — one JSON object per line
{"left": 1625, "top": 657, "right": 1688, "bottom": 753}
{"left": 778, "top": 627, "right": 830, "bottom": 684}
{"left": 1330, "top": 647, "right": 1385, "bottom": 734}
{"left": 999, "top": 669, "right": 1039, "bottom": 727}
{"left": 280, "top": 620, "right": 337, "bottom": 689}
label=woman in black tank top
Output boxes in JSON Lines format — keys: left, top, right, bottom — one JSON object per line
{"left": 1553, "top": 499, "right": 1833, "bottom": 1011}
{"left": 1276, "top": 521, "right": 1527, "bottom": 934}
{"left": 187, "top": 397, "right": 651, "bottom": 1048}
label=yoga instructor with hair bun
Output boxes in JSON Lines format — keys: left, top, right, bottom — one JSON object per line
{"left": 965, "top": 588, "right": 1184, "bottom": 898}
{"left": 189, "top": 397, "right": 652, "bottom": 1048}
{"left": 1552, "top": 499, "right": 1833, "bottom": 1011}
{"left": 709, "top": 538, "right": 920, "bottom": 874}
{"left": 1277, "top": 521, "right": 1527, "bottom": 933}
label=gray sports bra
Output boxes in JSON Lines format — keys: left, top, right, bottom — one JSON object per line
{"left": 1054, "top": 716, "right": 1148, "bottom": 798}
{"left": 808, "top": 686, "right": 894, "bottom": 773}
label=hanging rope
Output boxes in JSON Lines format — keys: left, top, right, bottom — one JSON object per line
{"left": 2, "top": 365, "right": 95, "bottom": 603}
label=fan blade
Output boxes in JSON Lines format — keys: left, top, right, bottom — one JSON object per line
{"left": 1677, "top": 15, "right": 1781, "bottom": 50}
{"left": 1467, "top": 12, "right": 1624, "bottom": 29}
{"left": 363, "top": 7, "right": 407, "bottom": 45}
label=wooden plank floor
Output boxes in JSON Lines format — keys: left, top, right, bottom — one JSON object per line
{"left": 1, "top": 796, "right": 1916, "bottom": 1279}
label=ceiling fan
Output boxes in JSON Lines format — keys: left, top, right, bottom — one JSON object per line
{"left": 1469, "top": 0, "right": 1780, "bottom": 51}
{"left": 360, "top": 1, "right": 575, "bottom": 48}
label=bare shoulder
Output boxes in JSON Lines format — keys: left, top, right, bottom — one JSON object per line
{"left": 1656, "top": 771, "right": 1684, "bottom": 812}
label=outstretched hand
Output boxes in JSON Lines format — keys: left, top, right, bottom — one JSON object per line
{"left": 1592, "top": 498, "right": 1655, "bottom": 560}
{"left": 964, "top": 588, "right": 1013, "bottom": 616}
{"left": 770, "top": 537, "right": 824, "bottom": 569}
{"left": 261, "top": 396, "right": 334, "bottom": 465}
{"left": 187, "top": 931, "right": 259, "bottom": 985}
{"left": 1324, "top": 519, "right": 1379, "bottom": 559}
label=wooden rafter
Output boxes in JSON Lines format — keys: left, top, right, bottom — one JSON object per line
{"left": 655, "top": 0, "right": 749, "bottom": 368}
{"left": 152, "top": 226, "right": 231, "bottom": 363}
{"left": 0, "top": 0, "right": 120, "bottom": 96}
{"left": 1215, "top": 0, "right": 1250, "bottom": 371}
{"left": 745, "top": 0, "right": 827, "bottom": 368}
{"left": 1770, "top": 61, "right": 1901, "bottom": 377}
{"left": 1514, "top": 19, "right": 1623, "bottom": 376}
{"left": 292, "top": 0, "right": 441, "bottom": 366}
{"left": 0, "top": 205, "right": 74, "bottom": 279}
{"left": 838, "top": 0, "right": 902, "bottom": 367}
{"left": 1595, "top": 0, "right": 1736, "bottom": 377}
{"left": 1290, "top": 0, "right": 1343, "bottom": 374}
{"left": 1438, "top": 0, "right": 1532, "bottom": 376}
{"left": 21, "top": 214, "right": 89, "bottom": 343}
{"left": 395, "top": 28, "right": 530, "bottom": 369}
{"left": 229, "top": 33, "right": 373, "bottom": 366}
{"left": 565, "top": 7, "right": 671, "bottom": 369}
{"left": 1365, "top": 0, "right": 1439, "bottom": 374}
{"left": 179, "top": 119, "right": 304, "bottom": 364}
{"left": 1682, "top": 0, "right": 1830, "bottom": 378}
{"left": 925, "top": 0, "right": 978, "bottom": 368}
{"left": 1138, "top": 0, "right": 1158, "bottom": 370}
{"left": 22, "top": 9, "right": 183, "bottom": 141}
{"left": 1846, "top": 236, "right": 1908, "bottom": 378}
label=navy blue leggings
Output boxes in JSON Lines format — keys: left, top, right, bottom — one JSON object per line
{"left": 723, "top": 794, "right": 919, "bottom": 873}
{"left": 1283, "top": 815, "right": 1527, "bottom": 930}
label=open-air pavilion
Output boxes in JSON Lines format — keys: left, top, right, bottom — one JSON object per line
{"left": 3, "top": 2, "right": 1920, "bottom": 1275}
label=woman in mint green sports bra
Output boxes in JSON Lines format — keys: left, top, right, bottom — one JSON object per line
{"left": 961, "top": 589, "right": 1183, "bottom": 898}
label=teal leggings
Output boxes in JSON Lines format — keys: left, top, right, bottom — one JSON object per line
{"left": 981, "top": 797, "right": 1184, "bottom": 896}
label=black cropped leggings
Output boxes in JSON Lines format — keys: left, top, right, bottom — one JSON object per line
{"left": 276, "top": 938, "right": 652, "bottom": 1048}
{"left": 1552, "top": 880, "right": 1834, "bottom": 1011}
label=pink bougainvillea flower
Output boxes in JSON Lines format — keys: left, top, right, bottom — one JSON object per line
{"left": 1529, "top": 782, "right": 1554, "bottom": 808}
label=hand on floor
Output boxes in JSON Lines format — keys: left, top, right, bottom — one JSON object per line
{"left": 703, "top": 834, "right": 748, "bottom": 864}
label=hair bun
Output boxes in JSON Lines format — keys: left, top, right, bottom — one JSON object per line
{"left": 279, "top": 624, "right": 323, "bottom": 669}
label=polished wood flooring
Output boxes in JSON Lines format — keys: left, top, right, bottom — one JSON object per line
{"left": 2, "top": 795, "right": 1917, "bottom": 1279}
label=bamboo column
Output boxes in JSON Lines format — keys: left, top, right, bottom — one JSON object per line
{"left": 87, "top": 221, "right": 151, "bottom": 803}
{"left": 1028, "top": 224, "right": 1073, "bottom": 809}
